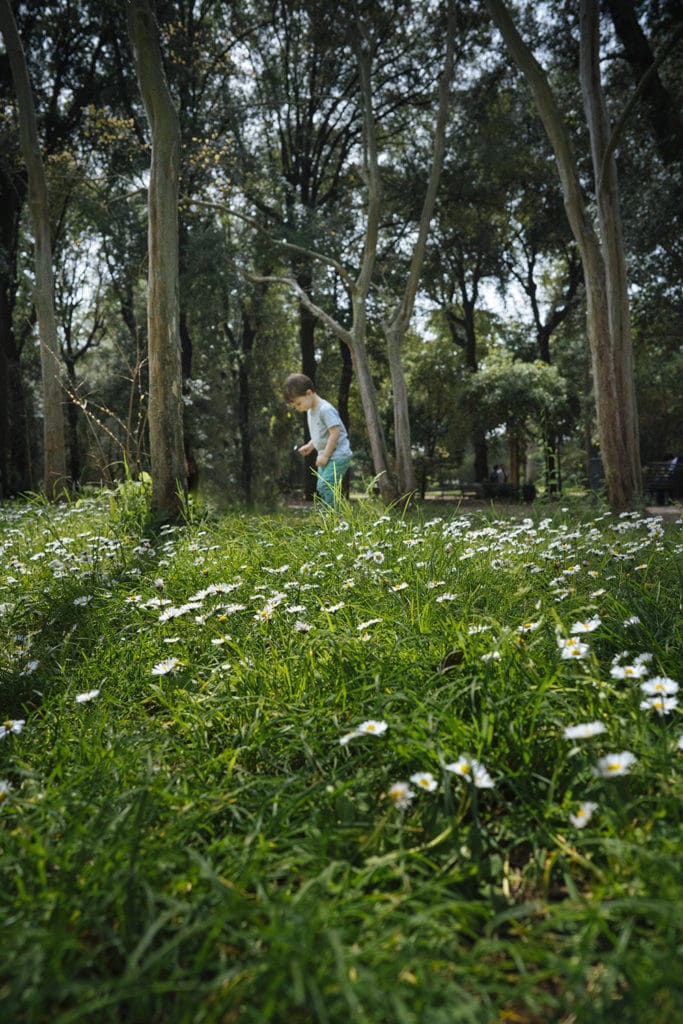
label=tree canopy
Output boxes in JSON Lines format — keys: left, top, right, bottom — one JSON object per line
{"left": 0, "top": 0, "right": 680, "bottom": 510}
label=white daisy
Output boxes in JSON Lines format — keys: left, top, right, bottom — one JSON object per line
{"left": 445, "top": 757, "right": 494, "bottom": 789}
{"left": 356, "top": 720, "right": 388, "bottom": 736}
{"left": 639, "top": 696, "right": 678, "bottom": 715}
{"left": 569, "top": 801, "right": 597, "bottom": 829}
{"left": 559, "top": 638, "right": 590, "bottom": 660}
{"left": 151, "top": 657, "right": 181, "bottom": 676}
{"left": 610, "top": 663, "right": 648, "bottom": 680}
{"left": 0, "top": 718, "right": 25, "bottom": 739}
{"left": 570, "top": 615, "right": 601, "bottom": 634}
{"left": 387, "top": 781, "right": 415, "bottom": 810}
{"left": 74, "top": 689, "right": 100, "bottom": 703}
{"left": 409, "top": 771, "right": 438, "bottom": 792}
{"left": 640, "top": 676, "right": 678, "bottom": 696}
{"left": 594, "top": 751, "right": 636, "bottom": 778}
{"left": 563, "top": 721, "right": 607, "bottom": 739}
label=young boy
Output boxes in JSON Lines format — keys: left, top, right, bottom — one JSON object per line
{"left": 284, "top": 373, "right": 352, "bottom": 510}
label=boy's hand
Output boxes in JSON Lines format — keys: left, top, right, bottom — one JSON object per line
{"left": 297, "top": 441, "right": 315, "bottom": 456}
{"left": 316, "top": 453, "right": 329, "bottom": 467}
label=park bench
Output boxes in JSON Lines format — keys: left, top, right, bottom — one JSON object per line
{"left": 644, "top": 460, "right": 683, "bottom": 504}
{"left": 455, "top": 482, "right": 484, "bottom": 499}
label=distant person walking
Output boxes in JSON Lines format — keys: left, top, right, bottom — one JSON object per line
{"left": 284, "top": 374, "right": 352, "bottom": 511}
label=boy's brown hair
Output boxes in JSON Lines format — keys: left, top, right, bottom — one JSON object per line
{"left": 283, "top": 373, "right": 316, "bottom": 402}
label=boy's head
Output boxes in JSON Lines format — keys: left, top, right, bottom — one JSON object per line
{"left": 283, "top": 373, "right": 316, "bottom": 405}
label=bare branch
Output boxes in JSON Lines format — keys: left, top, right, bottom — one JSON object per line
{"left": 597, "top": 23, "right": 683, "bottom": 192}
{"left": 187, "top": 196, "right": 356, "bottom": 291}
{"left": 232, "top": 262, "right": 353, "bottom": 348}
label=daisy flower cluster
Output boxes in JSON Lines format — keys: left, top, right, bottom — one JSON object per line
{"left": 338, "top": 718, "right": 495, "bottom": 812}
{"left": 553, "top": 607, "right": 681, "bottom": 828}
{"left": 0, "top": 496, "right": 681, "bottom": 852}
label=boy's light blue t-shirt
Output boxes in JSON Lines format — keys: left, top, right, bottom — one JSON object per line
{"left": 308, "top": 399, "right": 352, "bottom": 460}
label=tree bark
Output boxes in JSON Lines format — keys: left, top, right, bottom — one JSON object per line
{"left": 127, "top": 0, "right": 186, "bottom": 519}
{"left": 0, "top": 0, "right": 68, "bottom": 499}
{"left": 295, "top": 260, "right": 318, "bottom": 500}
{"left": 0, "top": 174, "right": 32, "bottom": 496}
{"left": 381, "top": 0, "right": 456, "bottom": 498}
{"left": 580, "top": 0, "right": 641, "bottom": 505}
{"left": 485, "top": 0, "right": 641, "bottom": 511}
{"left": 352, "top": 37, "right": 397, "bottom": 503}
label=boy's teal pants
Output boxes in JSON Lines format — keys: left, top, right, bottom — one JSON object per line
{"left": 316, "top": 457, "right": 351, "bottom": 510}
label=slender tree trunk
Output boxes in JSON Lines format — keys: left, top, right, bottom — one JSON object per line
{"left": 0, "top": 226, "right": 32, "bottom": 495}
{"left": 384, "top": 322, "right": 415, "bottom": 494}
{"left": 179, "top": 310, "right": 198, "bottom": 491}
{"left": 350, "top": 36, "right": 397, "bottom": 503}
{"left": 0, "top": 0, "right": 68, "bottom": 498}
{"left": 0, "top": 171, "right": 32, "bottom": 496}
{"left": 461, "top": 297, "right": 489, "bottom": 483}
{"left": 179, "top": 216, "right": 198, "bottom": 492}
{"left": 349, "top": 297, "right": 395, "bottom": 502}
{"left": 337, "top": 339, "right": 353, "bottom": 497}
{"left": 485, "top": 0, "right": 641, "bottom": 511}
{"left": 63, "top": 357, "right": 81, "bottom": 484}
{"left": 580, "top": 0, "right": 641, "bottom": 505}
{"left": 382, "top": 0, "right": 455, "bottom": 497}
{"left": 295, "top": 261, "right": 318, "bottom": 500}
{"left": 128, "top": 0, "right": 186, "bottom": 519}
{"left": 237, "top": 311, "right": 255, "bottom": 507}
{"left": 448, "top": 292, "right": 489, "bottom": 484}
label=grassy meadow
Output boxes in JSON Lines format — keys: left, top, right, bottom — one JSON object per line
{"left": 1, "top": 484, "right": 682, "bottom": 1023}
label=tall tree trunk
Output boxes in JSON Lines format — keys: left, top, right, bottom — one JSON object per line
{"left": 447, "top": 294, "right": 489, "bottom": 483}
{"left": 179, "top": 215, "right": 198, "bottom": 492}
{"left": 349, "top": 297, "right": 395, "bottom": 501}
{"left": 485, "top": 0, "right": 641, "bottom": 511}
{"left": 351, "top": 37, "right": 397, "bottom": 503}
{"left": 528, "top": 255, "right": 581, "bottom": 494}
{"left": 337, "top": 339, "right": 353, "bottom": 497}
{"left": 295, "top": 260, "right": 318, "bottom": 500}
{"left": 384, "top": 323, "right": 415, "bottom": 495}
{"left": 63, "top": 356, "right": 81, "bottom": 484}
{"left": 0, "top": 0, "right": 68, "bottom": 498}
{"left": 235, "top": 310, "right": 255, "bottom": 507}
{"left": 128, "top": 0, "right": 186, "bottom": 520}
{"left": 461, "top": 296, "right": 489, "bottom": 483}
{"left": 0, "top": 180, "right": 32, "bottom": 496}
{"left": 381, "top": 0, "right": 455, "bottom": 498}
{"left": 580, "top": 0, "right": 641, "bottom": 505}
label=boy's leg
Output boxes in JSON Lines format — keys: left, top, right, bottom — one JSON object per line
{"left": 316, "top": 458, "right": 350, "bottom": 510}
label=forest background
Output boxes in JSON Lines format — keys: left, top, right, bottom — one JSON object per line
{"left": 0, "top": 0, "right": 681, "bottom": 514}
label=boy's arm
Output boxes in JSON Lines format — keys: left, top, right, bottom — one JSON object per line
{"left": 316, "top": 425, "right": 340, "bottom": 466}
